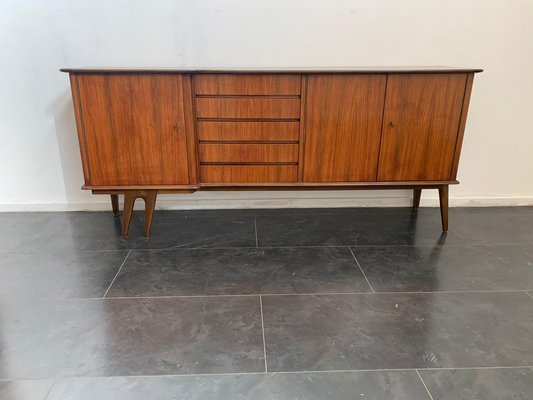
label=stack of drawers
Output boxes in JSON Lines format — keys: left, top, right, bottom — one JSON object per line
{"left": 193, "top": 74, "right": 303, "bottom": 183}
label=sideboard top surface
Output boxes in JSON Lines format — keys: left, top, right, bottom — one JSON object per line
{"left": 60, "top": 66, "right": 483, "bottom": 74}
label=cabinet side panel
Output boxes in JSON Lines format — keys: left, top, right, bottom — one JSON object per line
{"left": 377, "top": 73, "right": 467, "bottom": 181}
{"left": 303, "top": 74, "right": 387, "bottom": 182}
{"left": 450, "top": 73, "right": 475, "bottom": 180}
{"left": 69, "top": 74, "right": 92, "bottom": 185}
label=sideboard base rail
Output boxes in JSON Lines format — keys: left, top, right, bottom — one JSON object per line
{"left": 94, "top": 184, "right": 450, "bottom": 238}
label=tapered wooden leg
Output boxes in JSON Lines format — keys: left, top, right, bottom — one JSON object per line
{"left": 122, "top": 192, "right": 136, "bottom": 239}
{"left": 413, "top": 188, "right": 422, "bottom": 209}
{"left": 121, "top": 190, "right": 158, "bottom": 239}
{"left": 143, "top": 190, "right": 157, "bottom": 238}
{"left": 438, "top": 185, "right": 449, "bottom": 233}
{"left": 111, "top": 194, "right": 119, "bottom": 216}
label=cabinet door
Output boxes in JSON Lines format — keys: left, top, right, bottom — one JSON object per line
{"left": 377, "top": 74, "right": 467, "bottom": 181}
{"left": 303, "top": 74, "right": 386, "bottom": 182}
{"left": 76, "top": 74, "right": 190, "bottom": 186}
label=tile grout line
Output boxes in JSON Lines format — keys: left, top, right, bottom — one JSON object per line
{"left": 97, "top": 288, "right": 530, "bottom": 301}
{"left": 43, "top": 379, "right": 56, "bottom": 400}
{"left": 416, "top": 370, "right": 435, "bottom": 400}
{"left": 123, "top": 243, "right": 504, "bottom": 252}
{"left": 103, "top": 249, "right": 132, "bottom": 298}
{"left": 348, "top": 247, "right": 375, "bottom": 293}
{"left": 525, "top": 291, "right": 533, "bottom": 300}
{"left": 5, "top": 365, "right": 533, "bottom": 383}
{"left": 254, "top": 216, "right": 259, "bottom": 248}
{"left": 2, "top": 365, "right": 533, "bottom": 382}
{"left": 447, "top": 225, "right": 471, "bottom": 245}
{"left": 259, "top": 295, "right": 268, "bottom": 373}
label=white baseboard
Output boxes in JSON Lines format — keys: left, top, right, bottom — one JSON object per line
{"left": 0, "top": 194, "right": 532, "bottom": 212}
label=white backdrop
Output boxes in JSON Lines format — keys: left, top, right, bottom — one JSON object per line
{"left": 1, "top": 0, "right": 532, "bottom": 211}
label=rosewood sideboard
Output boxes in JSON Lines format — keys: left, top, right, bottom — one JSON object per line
{"left": 61, "top": 67, "right": 482, "bottom": 238}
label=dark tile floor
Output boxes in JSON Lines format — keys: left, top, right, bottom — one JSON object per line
{"left": 0, "top": 206, "right": 532, "bottom": 399}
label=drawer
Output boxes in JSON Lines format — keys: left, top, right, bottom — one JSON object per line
{"left": 196, "top": 97, "right": 300, "bottom": 119}
{"left": 197, "top": 121, "right": 299, "bottom": 141}
{"left": 199, "top": 143, "right": 299, "bottom": 163}
{"left": 194, "top": 74, "right": 301, "bottom": 95}
{"left": 200, "top": 165, "right": 298, "bottom": 183}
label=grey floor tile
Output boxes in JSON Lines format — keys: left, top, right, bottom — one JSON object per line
{"left": 256, "top": 213, "right": 463, "bottom": 247}
{"left": 352, "top": 245, "right": 533, "bottom": 292}
{"left": 261, "top": 292, "right": 533, "bottom": 371}
{"left": 447, "top": 206, "right": 533, "bottom": 215}
{"left": 419, "top": 368, "right": 533, "bottom": 400}
{"left": 0, "top": 250, "right": 128, "bottom": 300}
{"left": 106, "top": 247, "right": 371, "bottom": 297}
{"left": 448, "top": 209, "right": 533, "bottom": 244}
{"left": 42, "top": 212, "right": 129, "bottom": 251}
{"left": 154, "top": 209, "right": 259, "bottom": 218}
{"left": 46, "top": 370, "right": 430, "bottom": 400}
{"left": 0, "top": 213, "right": 59, "bottom": 252}
{"left": 477, "top": 245, "right": 533, "bottom": 286}
{"left": 0, "top": 297, "right": 264, "bottom": 379}
{"left": 0, "top": 380, "right": 54, "bottom": 400}
{"left": 42, "top": 212, "right": 256, "bottom": 250}
{"left": 127, "top": 215, "right": 256, "bottom": 249}
{"left": 159, "top": 207, "right": 434, "bottom": 218}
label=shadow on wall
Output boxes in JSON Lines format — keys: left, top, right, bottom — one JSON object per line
{"left": 50, "top": 88, "right": 94, "bottom": 206}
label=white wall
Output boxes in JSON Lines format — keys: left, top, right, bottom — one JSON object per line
{"left": 1, "top": 0, "right": 532, "bottom": 211}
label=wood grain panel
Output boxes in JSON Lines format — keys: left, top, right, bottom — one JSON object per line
{"left": 76, "top": 73, "right": 190, "bottom": 185}
{"left": 181, "top": 74, "right": 199, "bottom": 184}
{"left": 197, "top": 121, "right": 299, "bottom": 141}
{"left": 196, "top": 97, "right": 300, "bottom": 119}
{"left": 199, "top": 143, "right": 298, "bottom": 163}
{"left": 297, "top": 75, "right": 308, "bottom": 181}
{"left": 194, "top": 74, "right": 301, "bottom": 95}
{"left": 303, "top": 74, "right": 387, "bottom": 182}
{"left": 69, "top": 74, "right": 91, "bottom": 183}
{"left": 200, "top": 165, "right": 297, "bottom": 183}
{"left": 377, "top": 74, "right": 467, "bottom": 181}
{"left": 450, "top": 73, "right": 475, "bottom": 180}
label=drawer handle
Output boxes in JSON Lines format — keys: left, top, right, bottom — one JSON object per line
{"left": 173, "top": 123, "right": 181, "bottom": 132}
{"left": 388, "top": 121, "right": 395, "bottom": 128}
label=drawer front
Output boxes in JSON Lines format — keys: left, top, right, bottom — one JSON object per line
{"left": 197, "top": 121, "right": 299, "bottom": 142}
{"left": 196, "top": 97, "right": 300, "bottom": 119}
{"left": 200, "top": 165, "right": 297, "bottom": 183}
{"left": 195, "top": 74, "right": 301, "bottom": 95}
{"left": 199, "top": 143, "right": 298, "bottom": 163}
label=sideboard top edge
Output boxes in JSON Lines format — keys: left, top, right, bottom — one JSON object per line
{"left": 60, "top": 66, "right": 483, "bottom": 74}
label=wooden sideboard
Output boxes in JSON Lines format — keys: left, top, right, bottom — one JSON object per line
{"left": 61, "top": 67, "right": 482, "bottom": 238}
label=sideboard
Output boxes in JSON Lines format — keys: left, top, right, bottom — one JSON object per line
{"left": 61, "top": 67, "right": 482, "bottom": 238}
